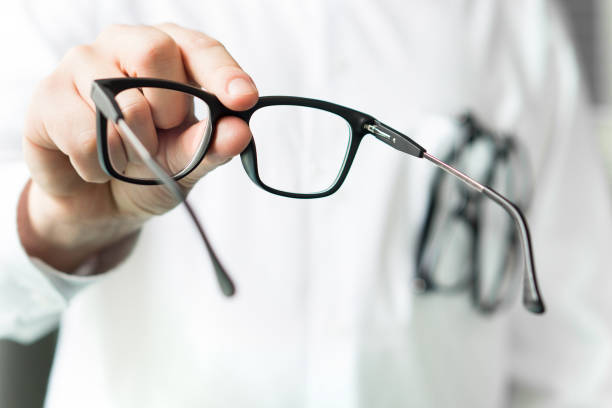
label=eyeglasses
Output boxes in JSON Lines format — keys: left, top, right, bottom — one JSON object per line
{"left": 91, "top": 77, "right": 545, "bottom": 314}
{"left": 415, "top": 114, "right": 533, "bottom": 313}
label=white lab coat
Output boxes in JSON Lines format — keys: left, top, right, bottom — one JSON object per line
{"left": 1, "top": 0, "right": 612, "bottom": 406}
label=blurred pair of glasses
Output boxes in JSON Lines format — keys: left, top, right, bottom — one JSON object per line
{"left": 91, "top": 77, "right": 545, "bottom": 314}
{"left": 415, "top": 114, "right": 533, "bottom": 313}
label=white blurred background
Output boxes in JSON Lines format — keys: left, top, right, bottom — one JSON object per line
{"left": 0, "top": 2, "right": 611, "bottom": 408}
{"left": 559, "top": 0, "right": 612, "bottom": 182}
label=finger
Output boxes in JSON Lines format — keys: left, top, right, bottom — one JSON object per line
{"left": 111, "top": 87, "right": 159, "bottom": 164}
{"left": 179, "top": 116, "right": 252, "bottom": 188}
{"left": 156, "top": 23, "right": 259, "bottom": 111}
{"left": 25, "top": 73, "right": 111, "bottom": 186}
{"left": 64, "top": 45, "right": 159, "bottom": 164}
{"left": 96, "top": 24, "right": 190, "bottom": 128}
{"left": 23, "top": 136, "right": 84, "bottom": 197}
{"left": 151, "top": 111, "right": 205, "bottom": 175}
{"left": 30, "top": 45, "right": 158, "bottom": 186}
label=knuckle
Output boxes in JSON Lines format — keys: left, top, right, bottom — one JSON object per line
{"left": 35, "top": 73, "right": 62, "bottom": 100}
{"left": 77, "top": 168, "right": 103, "bottom": 183}
{"left": 78, "top": 128, "right": 99, "bottom": 155}
{"left": 120, "top": 99, "right": 151, "bottom": 123}
{"left": 71, "top": 160, "right": 103, "bottom": 183}
{"left": 69, "top": 129, "right": 105, "bottom": 183}
{"left": 68, "top": 127, "right": 97, "bottom": 160}
{"left": 32, "top": 73, "right": 66, "bottom": 128}
{"left": 189, "top": 33, "right": 224, "bottom": 51}
{"left": 80, "top": 172, "right": 106, "bottom": 183}
{"left": 63, "top": 44, "right": 94, "bottom": 64}
{"left": 155, "top": 21, "right": 179, "bottom": 31}
{"left": 132, "top": 29, "right": 178, "bottom": 68}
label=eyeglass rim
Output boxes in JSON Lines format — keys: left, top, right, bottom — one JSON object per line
{"left": 92, "top": 77, "right": 379, "bottom": 197}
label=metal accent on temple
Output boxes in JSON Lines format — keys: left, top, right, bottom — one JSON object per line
{"left": 364, "top": 123, "right": 425, "bottom": 158}
{"left": 423, "top": 152, "right": 485, "bottom": 192}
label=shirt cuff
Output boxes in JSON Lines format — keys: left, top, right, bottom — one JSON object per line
{"left": 0, "top": 160, "right": 67, "bottom": 343}
{"left": 28, "top": 227, "right": 140, "bottom": 301}
{"left": 29, "top": 256, "right": 104, "bottom": 302}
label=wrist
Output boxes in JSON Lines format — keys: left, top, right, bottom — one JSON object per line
{"left": 17, "top": 180, "right": 144, "bottom": 273}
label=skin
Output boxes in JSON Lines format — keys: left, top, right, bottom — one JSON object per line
{"left": 18, "top": 23, "right": 258, "bottom": 273}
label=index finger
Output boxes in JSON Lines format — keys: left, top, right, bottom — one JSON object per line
{"left": 156, "top": 23, "right": 258, "bottom": 111}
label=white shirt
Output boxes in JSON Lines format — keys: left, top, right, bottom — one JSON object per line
{"left": 1, "top": 0, "right": 612, "bottom": 406}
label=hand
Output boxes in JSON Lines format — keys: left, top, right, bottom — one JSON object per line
{"left": 18, "top": 23, "right": 257, "bottom": 273}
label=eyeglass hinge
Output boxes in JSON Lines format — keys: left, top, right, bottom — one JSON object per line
{"left": 364, "top": 122, "right": 425, "bottom": 158}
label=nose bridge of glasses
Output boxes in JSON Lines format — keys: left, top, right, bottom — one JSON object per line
{"left": 364, "top": 122, "right": 426, "bottom": 158}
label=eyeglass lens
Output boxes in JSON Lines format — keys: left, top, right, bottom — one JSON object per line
{"left": 249, "top": 106, "right": 351, "bottom": 194}
{"left": 106, "top": 87, "right": 212, "bottom": 182}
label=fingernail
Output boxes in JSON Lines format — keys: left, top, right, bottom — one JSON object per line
{"left": 227, "top": 77, "right": 256, "bottom": 96}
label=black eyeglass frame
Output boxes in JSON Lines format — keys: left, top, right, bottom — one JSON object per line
{"left": 91, "top": 77, "right": 545, "bottom": 314}
{"left": 92, "top": 77, "right": 391, "bottom": 198}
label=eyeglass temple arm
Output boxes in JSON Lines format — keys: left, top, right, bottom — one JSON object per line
{"left": 116, "top": 120, "right": 236, "bottom": 296}
{"left": 91, "top": 84, "right": 235, "bottom": 296}
{"left": 366, "top": 122, "right": 545, "bottom": 314}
